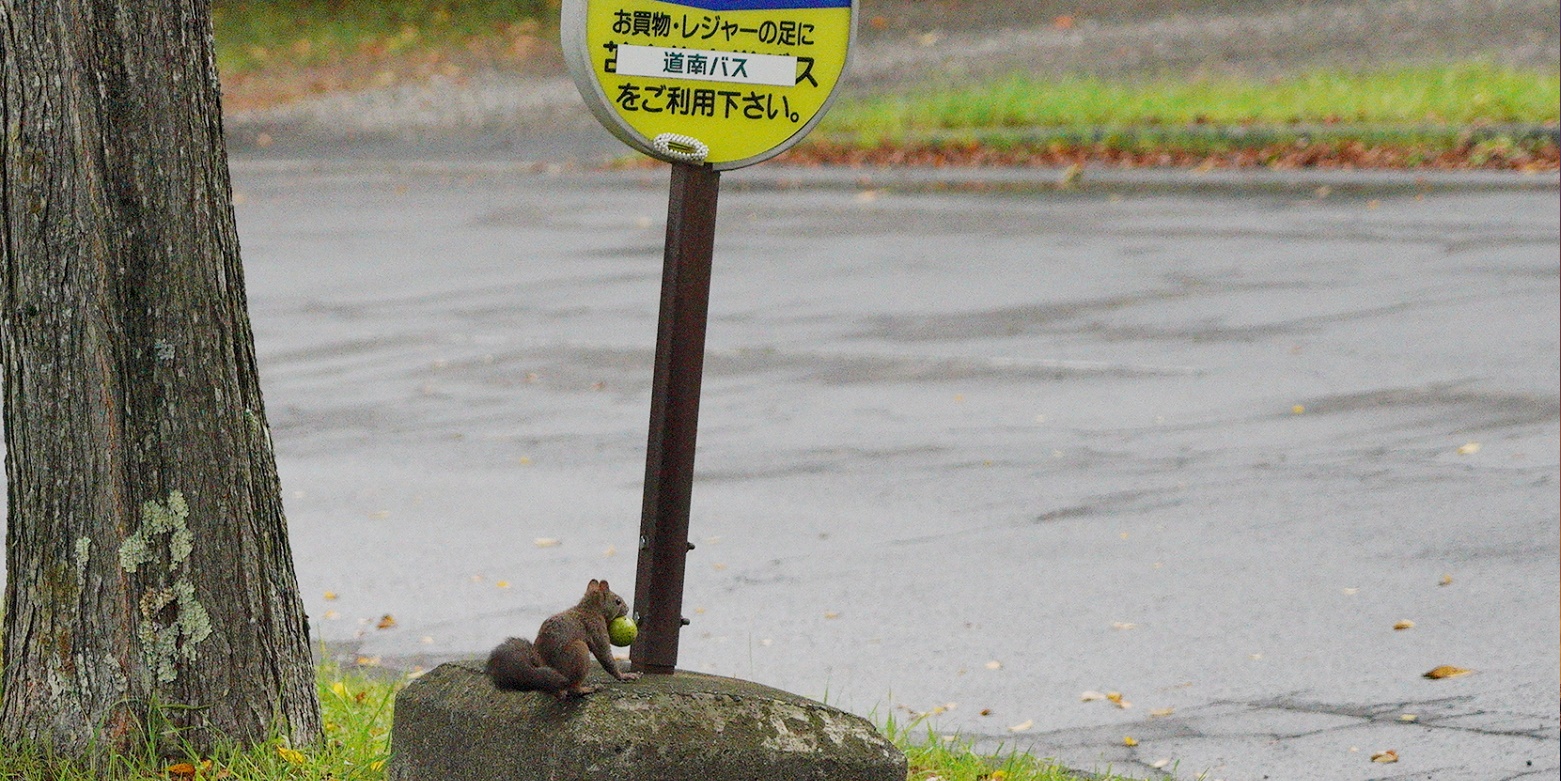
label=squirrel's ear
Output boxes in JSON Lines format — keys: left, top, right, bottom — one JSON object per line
{"left": 587, "top": 579, "right": 600, "bottom": 592}
{"left": 599, "top": 579, "right": 610, "bottom": 591}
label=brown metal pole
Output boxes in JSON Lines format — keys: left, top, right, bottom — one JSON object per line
{"left": 631, "top": 160, "right": 720, "bottom": 675}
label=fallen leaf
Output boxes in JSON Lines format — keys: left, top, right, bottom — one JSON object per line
{"left": 1456, "top": 442, "right": 1481, "bottom": 455}
{"left": 1058, "top": 163, "right": 1084, "bottom": 188}
{"left": 1341, "top": 587, "right": 1360, "bottom": 595}
{"left": 1291, "top": 404, "right": 1306, "bottom": 414}
{"left": 322, "top": 610, "right": 340, "bottom": 620}
{"left": 823, "top": 611, "right": 840, "bottom": 619}
{"left": 355, "top": 655, "right": 381, "bottom": 667}
{"left": 166, "top": 762, "right": 197, "bottom": 778}
{"left": 1399, "top": 714, "right": 1418, "bottom": 722}
{"left": 1393, "top": 619, "right": 1415, "bottom": 630}
{"left": 603, "top": 546, "right": 617, "bottom": 557}
{"left": 323, "top": 591, "right": 338, "bottom": 601}
{"left": 1008, "top": 719, "right": 1033, "bottom": 732}
{"left": 979, "top": 708, "right": 993, "bottom": 716}
{"left": 496, "top": 580, "right": 511, "bottom": 589}
{"left": 1423, "top": 665, "right": 1473, "bottom": 679}
{"left": 1111, "top": 622, "right": 1137, "bottom": 631}
{"left": 1052, "top": 15, "right": 1075, "bottom": 30}
{"left": 1123, "top": 736, "right": 1138, "bottom": 747}
{"left": 533, "top": 537, "right": 560, "bottom": 548}
{"left": 376, "top": 614, "right": 397, "bottom": 630}
{"left": 1150, "top": 758, "right": 1171, "bottom": 769}
{"left": 1439, "top": 574, "right": 1454, "bottom": 586}
{"left": 985, "top": 660, "right": 1003, "bottom": 670}
{"left": 1106, "top": 691, "right": 1132, "bottom": 709}
{"left": 276, "top": 746, "right": 306, "bottom": 765}
{"left": 1370, "top": 749, "right": 1399, "bottom": 763}
{"left": 1150, "top": 707, "right": 1175, "bottom": 718}
{"left": 1079, "top": 690, "right": 1107, "bottom": 702}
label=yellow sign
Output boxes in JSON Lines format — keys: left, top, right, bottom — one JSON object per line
{"left": 562, "top": 0, "right": 856, "bottom": 170}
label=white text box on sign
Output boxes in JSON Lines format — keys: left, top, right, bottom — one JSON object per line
{"left": 615, "top": 44, "right": 798, "bottom": 87}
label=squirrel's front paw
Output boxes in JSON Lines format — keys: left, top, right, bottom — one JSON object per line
{"left": 620, "top": 672, "right": 643, "bottom": 681}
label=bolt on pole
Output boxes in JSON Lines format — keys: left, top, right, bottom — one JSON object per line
{"left": 631, "top": 160, "right": 721, "bottom": 675}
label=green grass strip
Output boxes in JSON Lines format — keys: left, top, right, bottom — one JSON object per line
{"left": 822, "top": 61, "right": 1561, "bottom": 142}
{"left": 212, "top": 0, "right": 552, "bottom": 74}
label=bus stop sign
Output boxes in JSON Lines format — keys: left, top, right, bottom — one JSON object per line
{"left": 562, "top": 0, "right": 857, "bottom": 170}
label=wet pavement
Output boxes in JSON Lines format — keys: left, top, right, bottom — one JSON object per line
{"left": 218, "top": 160, "right": 1558, "bottom": 780}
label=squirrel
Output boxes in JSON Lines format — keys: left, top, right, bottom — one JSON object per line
{"left": 485, "top": 579, "right": 643, "bottom": 699}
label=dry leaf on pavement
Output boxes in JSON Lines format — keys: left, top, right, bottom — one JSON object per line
{"left": 1370, "top": 749, "right": 1399, "bottom": 763}
{"left": 1423, "top": 665, "right": 1473, "bottom": 679}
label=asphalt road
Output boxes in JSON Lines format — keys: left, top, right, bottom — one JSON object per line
{"left": 205, "top": 161, "right": 1557, "bottom": 780}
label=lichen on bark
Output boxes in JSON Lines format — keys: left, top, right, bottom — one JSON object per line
{"left": 118, "top": 490, "right": 213, "bottom": 683}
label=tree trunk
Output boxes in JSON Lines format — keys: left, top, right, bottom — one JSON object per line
{"left": 0, "top": 0, "right": 321, "bottom": 758}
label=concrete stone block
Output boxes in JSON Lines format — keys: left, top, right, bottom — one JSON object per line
{"left": 389, "top": 660, "right": 907, "bottom": 781}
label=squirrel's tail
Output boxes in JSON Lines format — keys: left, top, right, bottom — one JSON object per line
{"left": 485, "top": 637, "right": 571, "bottom": 692}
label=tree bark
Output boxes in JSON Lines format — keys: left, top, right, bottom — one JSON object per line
{"left": 0, "top": 0, "right": 320, "bottom": 757}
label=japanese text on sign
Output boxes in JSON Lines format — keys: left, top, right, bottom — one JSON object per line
{"left": 615, "top": 44, "right": 797, "bottom": 86}
{"left": 566, "top": 0, "right": 855, "bottom": 169}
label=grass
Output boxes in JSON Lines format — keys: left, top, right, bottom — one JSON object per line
{"left": 818, "top": 62, "right": 1561, "bottom": 143}
{"left": 0, "top": 662, "right": 395, "bottom": 780}
{"left": 211, "top": 0, "right": 555, "bottom": 76}
{"left": 883, "top": 712, "right": 1146, "bottom": 781}
{"left": 0, "top": 663, "right": 1131, "bottom": 781}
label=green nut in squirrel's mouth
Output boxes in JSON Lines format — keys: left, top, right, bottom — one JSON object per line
{"left": 609, "top": 615, "right": 638, "bottom": 647}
